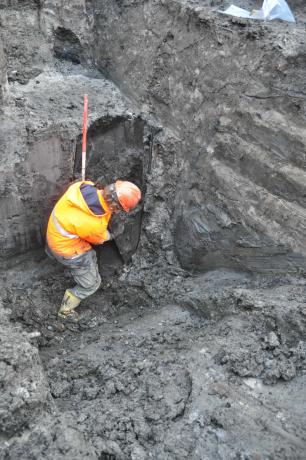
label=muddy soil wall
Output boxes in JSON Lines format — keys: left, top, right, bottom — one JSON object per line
{"left": 1, "top": 0, "right": 306, "bottom": 276}
{"left": 0, "top": 1, "right": 147, "bottom": 261}
{"left": 90, "top": 0, "right": 306, "bottom": 273}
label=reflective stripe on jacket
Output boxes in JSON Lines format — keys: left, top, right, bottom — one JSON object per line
{"left": 46, "top": 181, "right": 112, "bottom": 258}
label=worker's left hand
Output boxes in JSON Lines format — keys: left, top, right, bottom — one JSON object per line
{"left": 108, "top": 220, "right": 125, "bottom": 239}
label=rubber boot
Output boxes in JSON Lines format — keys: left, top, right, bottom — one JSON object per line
{"left": 58, "top": 289, "right": 81, "bottom": 319}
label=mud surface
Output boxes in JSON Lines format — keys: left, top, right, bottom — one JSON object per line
{"left": 1, "top": 0, "right": 306, "bottom": 459}
{"left": 1, "top": 265, "right": 305, "bottom": 459}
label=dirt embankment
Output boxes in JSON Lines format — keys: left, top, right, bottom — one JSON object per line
{"left": 1, "top": 1, "right": 306, "bottom": 459}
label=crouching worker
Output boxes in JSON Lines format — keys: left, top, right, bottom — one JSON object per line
{"left": 46, "top": 179, "right": 141, "bottom": 319}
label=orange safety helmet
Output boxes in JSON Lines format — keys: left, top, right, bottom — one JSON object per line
{"left": 115, "top": 180, "right": 141, "bottom": 212}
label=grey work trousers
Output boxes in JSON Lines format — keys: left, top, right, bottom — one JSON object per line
{"left": 46, "top": 246, "right": 101, "bottom": 300}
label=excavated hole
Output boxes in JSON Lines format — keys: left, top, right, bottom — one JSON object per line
{"left": 1, "top": 1, "right": 306, "bottom": 458}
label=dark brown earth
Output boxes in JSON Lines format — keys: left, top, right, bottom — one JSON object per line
{"left": 1, "top": 1, "right": 306, "bottom": 459}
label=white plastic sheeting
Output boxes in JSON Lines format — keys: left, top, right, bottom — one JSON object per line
{"left": 219, "top": 0, "right": 296, "bottom": 23}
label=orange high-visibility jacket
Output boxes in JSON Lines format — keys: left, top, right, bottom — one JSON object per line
{"left": 46, "top": 181, "right": 112, "bottom": 258}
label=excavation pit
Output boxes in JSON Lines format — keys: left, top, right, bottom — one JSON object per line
{"left": 1, "top": 0, "right": 306, "bottom": 458}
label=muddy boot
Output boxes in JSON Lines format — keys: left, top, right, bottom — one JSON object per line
{"left": 58, "top": 290, "right": 81, "bottom": 320}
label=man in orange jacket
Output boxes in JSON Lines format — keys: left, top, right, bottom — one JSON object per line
{"left": 46, "top": 179, "right": 141, "bottom": 319}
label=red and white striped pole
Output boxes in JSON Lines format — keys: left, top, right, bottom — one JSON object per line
{"left": 81, "top": 94, "right": 88, "bottom": 181}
